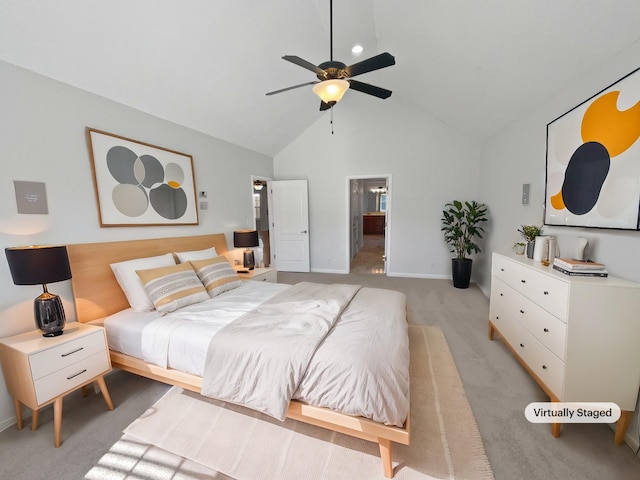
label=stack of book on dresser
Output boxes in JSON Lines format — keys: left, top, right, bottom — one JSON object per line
{"left": 552, "top": 257, "right": 608, "bottom": 277}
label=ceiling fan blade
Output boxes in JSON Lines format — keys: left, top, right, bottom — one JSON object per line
{"left": 344, "top": 52, "right": 395, "bottom": 78}
{"left": 319, "top": 101, "right": 332, "bottom": 111}
{"left": 348, "top": 80, "right": 392, "bottom": 99}
{"left": 266, "top": 81, "right": 319, "bottom": 96}
{"left": 282, "top": 55, "right": 326, "bottom": 77}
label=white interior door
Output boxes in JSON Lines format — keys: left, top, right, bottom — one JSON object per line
{"left": 269, "top": 180, "right": 310, "bottom": 272}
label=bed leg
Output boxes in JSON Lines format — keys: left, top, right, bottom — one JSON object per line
{"left": 379, "top": 438, "right": 394, "bottom": 478}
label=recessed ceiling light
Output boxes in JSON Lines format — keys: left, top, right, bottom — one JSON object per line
{"left": 351, "top": 44, "right": 364, "bottom": 55}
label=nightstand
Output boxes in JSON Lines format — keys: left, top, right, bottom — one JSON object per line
{"left": 235, "top": 266, "right": 277, "bottom": 283}
{"left": 0, "top": 323, "right": 113, "bottom": 447}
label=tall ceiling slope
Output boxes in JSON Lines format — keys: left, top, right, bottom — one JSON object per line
{"left": 2, "top": 0, "right": 640, "bottom": 156}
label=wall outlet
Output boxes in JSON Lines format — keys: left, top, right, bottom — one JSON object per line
{"left": 200, "top": 201, "right": 208, "bottom": 210}
{"left": 199, "top": 191, "right": 207, "bottom": 198}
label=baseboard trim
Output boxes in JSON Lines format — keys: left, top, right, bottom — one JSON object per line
{"left": 311, "top": 268, "right": 349, "bottom": 274}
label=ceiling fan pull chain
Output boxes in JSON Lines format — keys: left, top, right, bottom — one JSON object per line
{"left": 330, "top": 106, "right": 334, "bottom": 134}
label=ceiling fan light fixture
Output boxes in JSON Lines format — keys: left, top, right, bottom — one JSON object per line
{"left": 312, "top": 79, "right": 350, "bottom": 104}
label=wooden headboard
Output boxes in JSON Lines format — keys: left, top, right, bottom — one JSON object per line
{"left": 67, "top": 234, "right": 229, "bottom": 323}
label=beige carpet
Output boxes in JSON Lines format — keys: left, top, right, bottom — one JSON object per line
{"left": 86, "top": 325, "right": 494, "bottom": 480}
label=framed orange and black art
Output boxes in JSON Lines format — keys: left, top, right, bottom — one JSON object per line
{"left": 544, "top": 68, "right": 640, "bottom": 230}
{"left": 86, "top": 128, "right": 199, "bottom": 227}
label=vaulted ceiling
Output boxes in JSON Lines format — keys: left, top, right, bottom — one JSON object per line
{"left": 2, "top": 0, "right": 640, "bottom": 156}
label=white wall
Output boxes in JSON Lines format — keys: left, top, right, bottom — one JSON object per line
{"left": 479, "top": 41, "right": 640, "bottom": 448}
{"left": 479, "top": 41, "right": 640, "bottom": 291}
{"left": 0, "top": 61, "right": 273, "bottom": 430}
{"left": 273, "top": 93, "right": 484, "bottom": 277}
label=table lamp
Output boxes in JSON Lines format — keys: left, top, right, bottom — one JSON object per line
{"left": 233, "top": 230, "right": 259, "bottom": 270}
{"left": 5, "top": 245, "right": 72, "bottom": 337}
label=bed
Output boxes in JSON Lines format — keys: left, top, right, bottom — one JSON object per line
{"left": 67, "top": 234, "right": 410, "bottom": 478}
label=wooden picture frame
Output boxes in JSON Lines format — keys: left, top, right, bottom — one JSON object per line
{"left": 544, "top": 68, "right": 640, "bottom": 230}
{"left": 86, "top": 128, "right": 199, "bottom": 227}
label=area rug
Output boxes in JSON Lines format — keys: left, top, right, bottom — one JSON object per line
{"left": 86, "top": 325, "right": 494, "bottom": 480}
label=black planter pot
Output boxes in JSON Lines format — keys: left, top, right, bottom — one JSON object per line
{"left": 451, "top": 258, "right": 473, "bottom": 289}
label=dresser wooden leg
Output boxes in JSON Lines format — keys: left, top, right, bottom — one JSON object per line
{"left": 614, "top": 410, "right": 632, "bottom": 445}
{"left": 53, "top": 396, "right": 63, "bottom": 448}
{"left": 488, "top": 321, "right": 495, "bottom": 340}
{"left": 13, "top": 397, "right": 23, "bottom": 431}
{"left": 31, "top": 408, "right": 39, "bottom": 431}
{"left": 551, "top": 421, "right": 561, "bottom": 438}
{"left": 95, "top": 376, "right": 114, "bottom": 411}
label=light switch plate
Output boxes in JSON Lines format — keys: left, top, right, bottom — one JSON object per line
{"left": 522, "top": 183, "right": 530, "bottom": 205}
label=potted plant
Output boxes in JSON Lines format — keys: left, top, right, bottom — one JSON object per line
{"left": 513, "top": 242, "right": 526, "bottom": 255}
{"left": 517, "top": 225, "right": 542, "bottom": 258}
{"left": 441, "top": 200, "right": 489, "bottom": 288}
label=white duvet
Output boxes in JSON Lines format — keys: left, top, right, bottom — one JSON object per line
{"left": 105, "top": 281, "right": 409, "bottom": 427}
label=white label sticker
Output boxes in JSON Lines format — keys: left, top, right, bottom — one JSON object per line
{"left": 525, "top": 402, "right": 620, "bottom": 423}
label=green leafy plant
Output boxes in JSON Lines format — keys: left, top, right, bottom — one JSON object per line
{"left": 518, "top": 225, "right": 542, "bottom": 242}
{"left": 441, "top": 200, "right": 489, "bottom": 260}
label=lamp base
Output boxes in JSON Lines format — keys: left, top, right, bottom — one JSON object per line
{"left": 243, "top": 249, "right": 255, "bottom": 270}
{"left": 34, "top": 291, "right": 66, "bottom": 337}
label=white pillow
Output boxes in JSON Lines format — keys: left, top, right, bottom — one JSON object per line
{"left": 175, "top": 247, "right": 218, "bottom": 263}
{"left": 110, "top": 253, "right": 176, "bottom": 312}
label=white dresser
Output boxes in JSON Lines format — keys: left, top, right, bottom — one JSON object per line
{"left": 489, "top": 252, "right": 640, "bottom": 444}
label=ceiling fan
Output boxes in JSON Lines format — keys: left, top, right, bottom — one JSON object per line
{"left": 266, "top": 0, "right": 396, "bottom": 111}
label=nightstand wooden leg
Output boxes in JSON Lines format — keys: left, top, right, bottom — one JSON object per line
{"left": 13, "top": 397, "right": 23, "bottom": 431}
{"left": 614, "top": 410, "right": 632, "bottom": 445}
{"left": 31, "top": 408, "right": 39, "bottom": 431}
{"left": 53, "top": 396, "right": 63, "bottom": 448}
{"left": 95, "top": 376, "right": 114, "bottom": 411}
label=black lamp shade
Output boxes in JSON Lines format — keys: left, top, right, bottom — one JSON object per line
{"left": 233, "top": 230, "right": 259, "bottom": 248}
{"left": 5, "top": 246, "right": 72, "bottom": 337}
{"left": 5, "top": 245, "right": 72, "bottom": 285}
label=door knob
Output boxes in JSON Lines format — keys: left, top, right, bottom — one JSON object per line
{"left": 301, "top": 230, "right": 308, "bottom": 233}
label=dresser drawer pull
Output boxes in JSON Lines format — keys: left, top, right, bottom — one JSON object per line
{"left": 521, "top": 279, "right": 526, "bottom": 283}
{"left": 542, "top": 365, "right": 548, "bottom": 370}
{"left": 66, "top": 369, "right": 87, "bottom": 380}
{"left": 519, "top": 343, "right": 524, "bottom": 348}
{"left": 519, "top": 309, "right": 525, "bottom": 314}
{"left": 61, "top": 347, "right": 84, "bottom": 357}
{"left": 543, "top": 291, "right": 549, "bottom": 295}
{"left": 543, "top": 328, "right": 549, "bottom": 333}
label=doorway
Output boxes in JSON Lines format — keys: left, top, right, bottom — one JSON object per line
{"left": 347, "top": 175, "right": 390, "bottom": 275}
{"left": 251, "top": 176, "right": 271, "bottom": 267}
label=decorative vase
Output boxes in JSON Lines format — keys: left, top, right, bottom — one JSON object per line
{"left": 513, "top": 243, "right": 525, "bottom": 255}
{"left": 526, "top": 241, "right": 535, "bottom": 259}
{"left": 451, "top": 258, "right": 473, "bottom": 289}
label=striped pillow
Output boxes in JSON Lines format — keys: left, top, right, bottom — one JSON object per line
{"left": 190, "top": 256, "right": 242, "bottom": 297}
{"left": 136, "top": 263, "right": 209, "bottom": 313}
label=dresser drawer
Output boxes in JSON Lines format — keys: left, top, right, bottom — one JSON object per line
{"left": 492, "top": 254, "right": 569, "bottom": 320}
{"left": 515, "top": 328, "right": 565, "bottom": 399}
{"left": 492, "top": 278, "right": 567, "bottom": 360}
{"left": 29, "top": 330, "right": 106, "bottom": 380}
{"left": 33, "top": 351, "right": 110, "bottom": 405}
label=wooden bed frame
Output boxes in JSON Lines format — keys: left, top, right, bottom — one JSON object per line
{"left": 67, "top": 233, "right": 410, "bottom": 478}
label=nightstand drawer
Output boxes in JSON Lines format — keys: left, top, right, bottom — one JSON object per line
{"left": 34, "top": 351, "right": 110, "bottom": 405}
{"left": 253, "top": 269, "right": 277, "bottom": 282}
{"left": 29, "top": 330, "right": 106, "bottom": 380}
